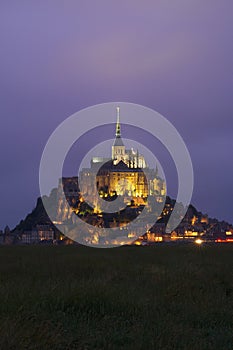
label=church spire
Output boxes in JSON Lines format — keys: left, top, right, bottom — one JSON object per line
{"left": 116, "top": 106, "right": 121, "bottom": 137}
{"left": 112, "top": 106, "right": 125, "bottom": 161}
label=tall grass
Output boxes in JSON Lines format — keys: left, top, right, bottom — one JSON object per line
{"left": 0, "top": 244, "right": 232, "bottom": 349}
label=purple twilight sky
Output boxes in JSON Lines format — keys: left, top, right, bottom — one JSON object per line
{"left": 0, "top": 1, "right": 232, "bottom": 229}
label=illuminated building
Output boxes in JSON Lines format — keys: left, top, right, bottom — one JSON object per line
{"left": 79, "top": 107, "right": 165, "bottom": 206}
{"left": 55, "top": 106, "right": 166, "bottom": 243}
{"left": 111, "top": 107, "right": 147, "bottom": 168}
{"left": 21, "top": 225, "right": 54, "bottom": 244}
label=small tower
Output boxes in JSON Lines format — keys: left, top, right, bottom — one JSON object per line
{"left": 112, "top": 107, "right": 126, "bottom": 164}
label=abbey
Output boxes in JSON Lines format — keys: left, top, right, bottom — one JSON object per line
{"left": 111, "top": 107, "right": 146, "bottom": 168}
{"left": 78, "top": 107, "right": 166, "bottom": 205}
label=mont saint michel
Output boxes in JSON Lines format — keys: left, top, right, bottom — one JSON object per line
{"left": 9, "top": 108, "right": 233, "bottom": 246}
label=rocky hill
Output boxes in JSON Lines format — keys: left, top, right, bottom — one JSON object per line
{"left": 13, "top": 182, "right": 233, "bottom": 241}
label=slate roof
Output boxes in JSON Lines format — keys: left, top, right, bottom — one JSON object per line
{"left": 113, "top": 136, "right": 124, "bottom": 146}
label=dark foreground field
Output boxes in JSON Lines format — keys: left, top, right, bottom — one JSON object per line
{"left": 0, "top": 244, "right": 233, "bottom": 350}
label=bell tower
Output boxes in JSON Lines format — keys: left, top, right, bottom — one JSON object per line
{"left": 112, "top": 107, "right": 125, "bottom": 164}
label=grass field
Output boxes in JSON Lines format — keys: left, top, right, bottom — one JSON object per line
{"left": 0, "top": 244, "right": 233, "bottom": 350}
